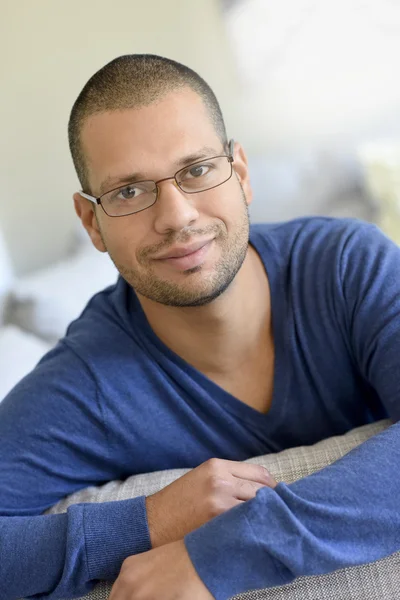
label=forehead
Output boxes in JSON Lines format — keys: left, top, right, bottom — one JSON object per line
{"left": 80, "top": 88, "right": 222, "bottom": 191}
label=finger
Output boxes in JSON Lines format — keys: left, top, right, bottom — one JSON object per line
{"left": 108, "top": 582, "right": 119, "bottom": 600}
{"left": 233, "top": 479, "right": 268, "bottom": 501}
{"left": 224, "top": 497, "right": 246, "bottom": 510}
{"left": 228, "top": 462, "right": 277, "bottom": 487}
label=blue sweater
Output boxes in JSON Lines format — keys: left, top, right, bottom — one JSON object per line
{"left": 1, "top": 217, "right": 400, "bottom": 600}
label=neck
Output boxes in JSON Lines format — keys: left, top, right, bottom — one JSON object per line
{"left": 137, "top": 244, "right": 272, "bottom": 374}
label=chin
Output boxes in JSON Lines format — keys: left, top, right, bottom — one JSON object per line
{"left": 152, "top": 269, "right": 237, "bottom": 308}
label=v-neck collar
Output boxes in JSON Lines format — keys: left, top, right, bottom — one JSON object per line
{"left": 129, "top": 227, "right": 291, "bottom": 433}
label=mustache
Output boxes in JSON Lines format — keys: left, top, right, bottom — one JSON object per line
{"left": 138, "top": 224, "right": 223, "bottom": 261}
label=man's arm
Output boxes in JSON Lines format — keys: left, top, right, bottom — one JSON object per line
{"left": 0, "top": 341, "right": 275, "bottom": 598}
{"left": 0, "top": 343, "right": 151, "bottom": 598}
{"left": 0, "top": 497, "right": 149, "bottom": 600}
{"left": 184, "top": 421, "right": 400, "bottom": 599}
{"left": 182, "top": 222, "right": 400, "bottom": 600}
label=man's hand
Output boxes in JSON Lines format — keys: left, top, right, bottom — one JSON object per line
{"left": 146, "top": 458, "right": 277, "bottom": 547}
{"left": 109, "top": 539, "right": 214, "bottom": 600}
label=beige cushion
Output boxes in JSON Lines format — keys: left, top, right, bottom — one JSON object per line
{"left": 47, "top": 418, "right": 400, "bottom": 599}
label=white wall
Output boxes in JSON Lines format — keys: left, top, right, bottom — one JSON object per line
{"left": 227, "top": 0, "right": 400, "bottom": 152}
{"left": 2, "top": 0, "right": 400, "bottom": 277}
{"left": 0, "top": 0, "right": 238, "bottom": 276}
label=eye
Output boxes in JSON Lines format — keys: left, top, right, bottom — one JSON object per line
{"left": 184, "top": 164, "right": 211, "bottom": 179}
{"left": 109, "top": 184, "right": 149, "bottom": 203}
{"left": 117, "top": 185, "right": 144, "bottom": 200}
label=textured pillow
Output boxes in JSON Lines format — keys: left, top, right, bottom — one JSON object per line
{"left": 47, "top": 419, "right": 400, "bottom": 600}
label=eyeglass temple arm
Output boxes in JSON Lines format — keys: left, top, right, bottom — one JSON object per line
{"left": 79, "top": 191, "right": 99, "bottom": 204}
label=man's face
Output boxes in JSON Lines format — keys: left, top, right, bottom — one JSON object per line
{"left": 74, "top": 88, "right": 253, "bottom": 307}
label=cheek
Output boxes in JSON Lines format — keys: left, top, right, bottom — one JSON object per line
{"left": 206, "top": 185, "right": 247, "bottom": 226}
{"left": 101, "top": 219, "right": 148, "bottom": 266}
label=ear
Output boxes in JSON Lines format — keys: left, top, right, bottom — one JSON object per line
{"left": 73, "top": 193, "right": 107, "bottom": 253}
{"left": 231, "top": 142, "right": 253, "bottom": 207}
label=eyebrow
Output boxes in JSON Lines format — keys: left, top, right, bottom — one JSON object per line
{"left": 98, "top": 145, "right": 220, "bottom": 195}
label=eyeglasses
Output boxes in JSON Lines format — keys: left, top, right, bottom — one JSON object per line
{"left": 79, "top": 139, "right": 235, "bottom": 218}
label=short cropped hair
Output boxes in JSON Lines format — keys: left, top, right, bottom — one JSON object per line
{"left": 68, "top": 54, "right": 228, "bottom": 193}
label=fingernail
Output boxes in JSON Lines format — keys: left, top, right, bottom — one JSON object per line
{"left": 263, "top": 467, "right": 275, "bottom": 485}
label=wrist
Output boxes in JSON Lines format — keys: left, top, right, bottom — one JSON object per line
{"left": 145, "top": 494, "right": 166, "bottom": 548}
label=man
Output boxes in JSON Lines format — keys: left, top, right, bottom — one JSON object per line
{"left": 1, "top": 54, "right": 400, "bottom": 600}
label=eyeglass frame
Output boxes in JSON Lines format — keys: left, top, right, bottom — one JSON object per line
{"left": 78, "top": 139, "right": 235, "bottom": 218}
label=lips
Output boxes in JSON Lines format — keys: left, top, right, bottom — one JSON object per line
{"left": 154, "top": 239, "right": 214, "bottom": 271}
{"left": 154, "top": 238, "right": 214, "bottom": 260}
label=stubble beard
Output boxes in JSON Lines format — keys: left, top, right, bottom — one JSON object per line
{"left": 99, "top": 191, "right": 250, "bottom": 308}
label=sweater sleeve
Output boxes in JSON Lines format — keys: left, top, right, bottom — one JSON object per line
{"left": 184, "top": 221, "right": 400, "bottom": 600}
{"left": 0, "top": 342, "right": 151, "bottom": 598}
{"left": 1, "top": 497, "right": 149, "bottom": 599}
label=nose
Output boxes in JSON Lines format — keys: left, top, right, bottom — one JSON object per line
{"left": 153, "top": 178, "right": 199, "bottom": 235}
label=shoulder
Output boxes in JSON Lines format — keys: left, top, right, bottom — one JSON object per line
{"left": 250, "top": 216, "right": 372, "bottom": 248}
{"left": 61, "top": 275, "right": 138, "bottom": 354}
{"left": 249, "top": 218, "right": 400, "bottom": 308}
{"left": 250, "top": 217, "right": 392, "bottom": 270}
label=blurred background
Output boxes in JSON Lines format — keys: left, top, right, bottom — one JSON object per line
{"left": 1, "top": 0, "right": 400, "bottom": 375}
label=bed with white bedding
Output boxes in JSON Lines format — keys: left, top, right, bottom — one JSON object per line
{"left": 0, "top": 241, "right": 118, "bottom": 402}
